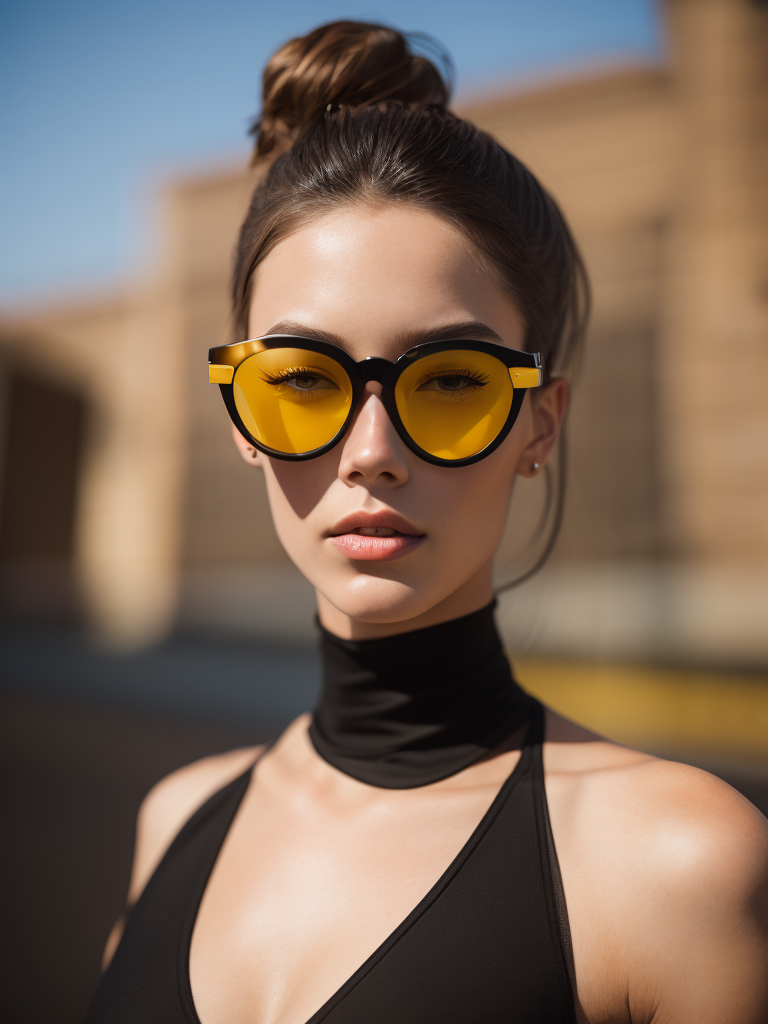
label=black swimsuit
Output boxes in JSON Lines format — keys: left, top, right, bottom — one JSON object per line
{"left": 85, "top": 604, "right": 577, "bottom": 1023}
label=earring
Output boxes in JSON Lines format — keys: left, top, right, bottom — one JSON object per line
{"left": 532, "top": 462, "right": 540, "bottom": 473}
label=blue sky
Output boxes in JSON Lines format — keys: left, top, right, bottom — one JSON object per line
{"left": 0, "top": 0, "right": 662, "bottom": 305}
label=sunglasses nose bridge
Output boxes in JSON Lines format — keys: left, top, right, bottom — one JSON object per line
{"left": 357, "top": 357, "right": 395, "bottom": 388}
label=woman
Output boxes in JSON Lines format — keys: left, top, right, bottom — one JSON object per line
{"left": 87, "top": 21, "right": 768, "bottom": 1024}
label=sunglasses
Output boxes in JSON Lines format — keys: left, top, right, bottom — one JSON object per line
{"left": 208, "top": 335, "right": 542, "bottom": 467}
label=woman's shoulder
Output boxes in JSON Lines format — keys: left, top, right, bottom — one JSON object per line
{"left": 127, "top": 744, "right": 264, "bottom": 905}
{"left": 544, "top": 705, "right": 768, "bottom": 888}
{"left": 545, "top": 705, "right": 767, "bottom": 840}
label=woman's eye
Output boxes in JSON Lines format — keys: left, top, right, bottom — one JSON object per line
{"left": 416, "top": 374, "right": 485, "bottom": 393}
{"left": 269, "top": 371, "right": 339, "bottom": 391}
{"left": 288, "top": 374, "right": 336, "bottom": 391}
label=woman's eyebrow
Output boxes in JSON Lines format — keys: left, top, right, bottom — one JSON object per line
{"left": 263, "top": 319, "right": 506, "bottom": 349}
{"left": 397, "top": 321, "right": 505, "bottom": 347}
{"left": 264, "top": 321, "right": 346, "bottom": 347}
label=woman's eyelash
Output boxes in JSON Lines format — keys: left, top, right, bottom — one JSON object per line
{"left": 261, "top": 366, "right": 328, "bottom": 384}
{"left": 421, "top": 368, "right": 489, "bottom": 385}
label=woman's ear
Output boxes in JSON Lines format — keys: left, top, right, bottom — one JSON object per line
{"left": 231, "top": 422, "right": 265, "bottom": 468}
{"left": 517, "top": 377, "right": 569, "bottom": 478}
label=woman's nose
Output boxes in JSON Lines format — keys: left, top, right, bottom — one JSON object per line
{"left": 338, "top": 382, "right": 410, "bottom": 487}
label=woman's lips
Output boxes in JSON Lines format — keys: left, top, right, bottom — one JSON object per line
{"left": 329, "top": 528, "right": 424, "bottom": 561}
{"left": 326, "top": 513, "right": 425, "bottom": 562}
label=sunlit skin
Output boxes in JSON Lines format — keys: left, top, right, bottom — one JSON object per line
{"left": 108, "top": 205, "right": 768, "bottom": 1024}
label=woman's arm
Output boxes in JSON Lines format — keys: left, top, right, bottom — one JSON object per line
{"left": 564, "top": 758, "right": 768, "bottom": 1023}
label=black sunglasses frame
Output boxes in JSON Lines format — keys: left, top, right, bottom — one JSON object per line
{"left": 208, "top": 335, "right": 542, "bottom": 468}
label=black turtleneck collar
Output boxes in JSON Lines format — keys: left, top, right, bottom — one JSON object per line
{"left": 308, "top": 601, "right": 534, "bottom": 789}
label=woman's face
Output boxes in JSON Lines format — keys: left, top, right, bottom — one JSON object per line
{"left": 237, "top": 205, "right": 566, "bottom": 638}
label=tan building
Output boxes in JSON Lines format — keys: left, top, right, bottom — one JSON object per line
{"left": 1, "top": 0, "right": 767, "bottom": 664}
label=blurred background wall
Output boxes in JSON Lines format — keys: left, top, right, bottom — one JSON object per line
{"left": 1, "top": 0, "right": 767, "bottom": 1021}
{"left": 3, "top": 0, "right": 767, "bottom": 662}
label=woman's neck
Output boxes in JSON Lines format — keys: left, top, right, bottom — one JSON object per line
{"left": 309, "top": 599, "right": 534, "bottom": 788}
{"left": 315, "top": 563, "right": 495, "bottom": 640}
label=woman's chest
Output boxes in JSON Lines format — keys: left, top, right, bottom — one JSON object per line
{"left": 89, "top": 749, "right": 580, "bottom": 1024}
{"left": 189, "top": 782, "right": 502, "bottom": 1024}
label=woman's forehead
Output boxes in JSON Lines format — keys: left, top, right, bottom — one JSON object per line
{"left": 248, "top": 206, "right": 525, "bottom": 359}
{"left": 254, "top": 206, "right": 475, "bottom": 292}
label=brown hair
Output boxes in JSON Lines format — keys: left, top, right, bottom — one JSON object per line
{"left": 233, "top": 20, "right": 590, "bottom": 584}
{"left": 251, "top": 21, "right": 451, "bottom": 164}
{"left": 234, "top": 21, "right": 588, "bottom": 379}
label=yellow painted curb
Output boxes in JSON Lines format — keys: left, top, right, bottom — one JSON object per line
{"left": 514, "top": 660, "right": 768, "bottom": 759}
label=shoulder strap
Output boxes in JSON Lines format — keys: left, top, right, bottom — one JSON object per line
{"left": 529, "top": 701, "right": 578, "bottom": 1019}
{"left": 128, "top": 744, "right": 271, "bottom": 919}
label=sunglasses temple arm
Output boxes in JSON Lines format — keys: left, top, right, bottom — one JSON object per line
{"left": 209, "top": 364, "right": 235, "bottom": 384}
{"left": 508, "top": 366, "right": 542, "bottom": 388}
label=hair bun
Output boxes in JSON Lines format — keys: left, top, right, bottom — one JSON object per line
{"left": 251, "top": 20, "right": 452, "bottom": 164}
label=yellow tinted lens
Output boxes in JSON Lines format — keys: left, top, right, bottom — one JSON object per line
{"left": 395, "top": 350, "right": 513, "bottom": 460}
{"left": 233, "top": 348, "right": 352, "bottom": 454}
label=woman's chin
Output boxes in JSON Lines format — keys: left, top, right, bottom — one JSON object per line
{"left": 315, "top": 572, "right": 444, "bottom": 626}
